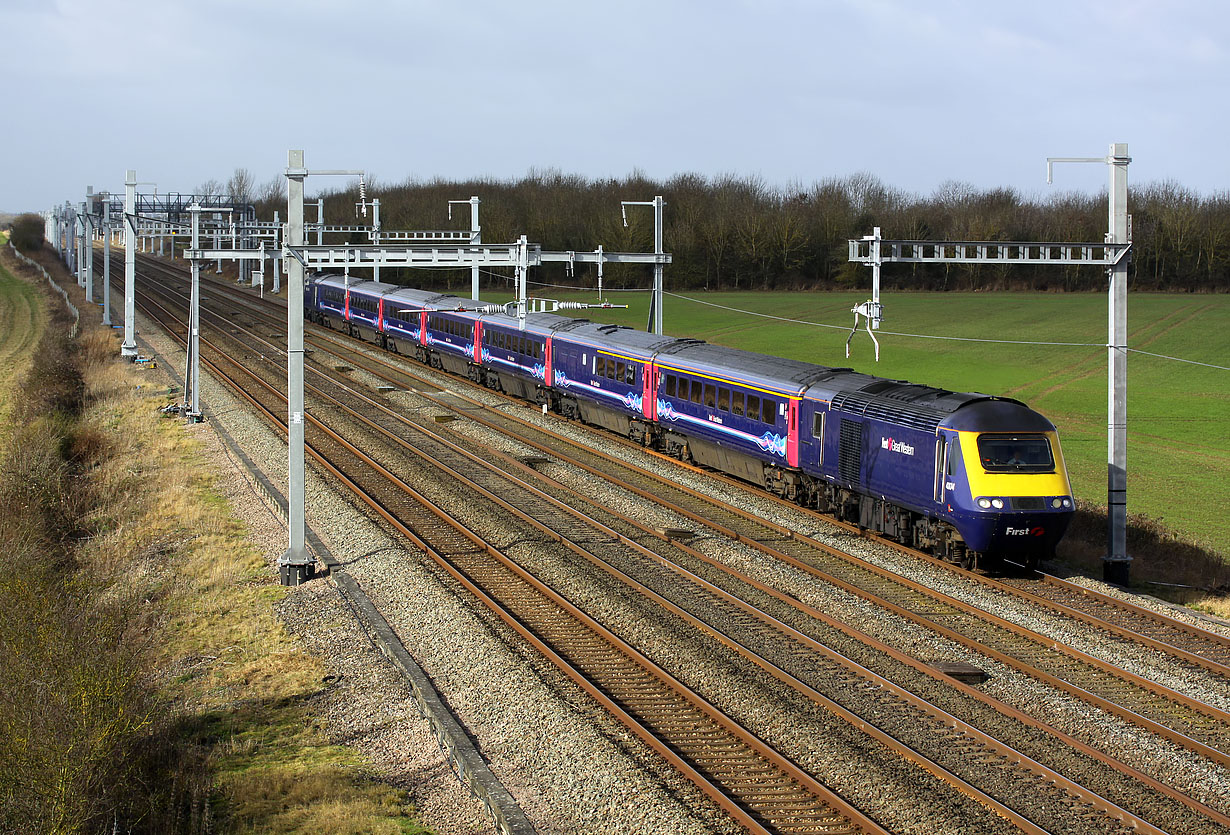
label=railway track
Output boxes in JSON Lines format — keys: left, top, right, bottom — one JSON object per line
{"left": 135, "top": 257, "right": 1230, "bottom": 683}
{"left": 124, "top": 263, "right": 890, "bottom": 834}
{"left": 114, "top": 257, "right": 1230, "bottom": 833}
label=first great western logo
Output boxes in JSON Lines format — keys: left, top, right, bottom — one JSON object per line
{"left": 881, "top": 437, "right": 915, "bottom": 456}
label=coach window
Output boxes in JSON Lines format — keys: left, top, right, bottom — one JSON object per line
{"left": 703, "top": 384, "right": 716, "bottom": 408}
{"left": 718, "top": 387, "right": 730, "bottom": 411}
{"left": 762, "top": 398, "right": 776, "bottom": 424}
{"left": 625, "top": 364, "right": 636, "bottom": 385}
{"left": 664, "top": 375, "right": 676, "bottom": 397}
{"left": 614, "top": 361, "right": 624, "bottom": 381}
{"left": 732, "top": 391, "right": 745, "bottom": 417}
{"left": 689, "top": 379, "right": 702, "bottom": 404}
{"left": 746, "top": 394, "right": 760, "bottom": 422}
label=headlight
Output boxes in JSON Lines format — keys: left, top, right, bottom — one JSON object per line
{"left": 1051, "top": 498, "right": 1063, "bottom": 509}
{"left": 1063, "top": 498, "right": 1072, "bottom": 508}
{"left": 977, "top": 498, "right": 991, "bottom": 509}
{"left": 991, "top": 498, "right": 1004, "bottom": 509}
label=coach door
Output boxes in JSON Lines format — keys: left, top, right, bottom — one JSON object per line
{"left": 642, "top": 361, "right": 655, "bottom": 419}
{"left": 806, "top": 405, "right": 827, "bottom": 472}
{"left": 934, "top": 430, "right": 957, "bottom": 506}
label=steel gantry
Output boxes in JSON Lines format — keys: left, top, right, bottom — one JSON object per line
{"left": 848, "top": 143, "right": 1133, "bottom": 585}
{"left": 182, "top": 150, "right": 671, "bottom": 586}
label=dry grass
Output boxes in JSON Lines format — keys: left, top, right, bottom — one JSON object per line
{"left": 75, "top": 383, "right": 420, "bottom": 832}
{"left": 0, "top": 255, "right": 428, "bottom": 834}
{"left": 1056, "top": 500, "right": 1230, "bottom": 612}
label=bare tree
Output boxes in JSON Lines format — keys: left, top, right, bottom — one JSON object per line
{"left": 196, "top": 179, "right": 223, "bottom": 198}
{"left": 226, "top": 168, "right": 255, "bottom": 204}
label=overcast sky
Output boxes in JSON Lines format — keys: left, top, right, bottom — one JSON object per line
{"left": 2, "top": 0, "right": 1225, "bottom": 212}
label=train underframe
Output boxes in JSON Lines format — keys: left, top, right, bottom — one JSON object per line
{"left": 392, "top": 343, "right": 1015, "bottom": 572}
{"left": 527, "top": 373, "right": 1006, "bottom": 572}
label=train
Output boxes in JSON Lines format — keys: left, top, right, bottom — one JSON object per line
{"left": 304, "top": 272, "right": 1074, "bottom": 570}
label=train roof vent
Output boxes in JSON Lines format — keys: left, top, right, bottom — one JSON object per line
{"left": 858, "top": 379, "right": 908, "bottom": 395}
{"left": 596, "top": 324, "right": 628, "bottom": 334}
{"left": 831, "top": 391, "right": 947, "bottom": 432}
{"left": 881, "top": 384, "right": 946, "bottom": 403}
{"left": 660, "top": 339, "right": 707, "bottom": 354}
{"left": 809, "top": 367, "right": 855, "bottom": 382}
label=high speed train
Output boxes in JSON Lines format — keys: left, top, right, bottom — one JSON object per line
{"left": 305, "top": 272, "right": 1074, "bottom": 569}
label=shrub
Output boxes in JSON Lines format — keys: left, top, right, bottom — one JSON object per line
{"left": 8, "top": 214, "right": 45, "bottom": 254}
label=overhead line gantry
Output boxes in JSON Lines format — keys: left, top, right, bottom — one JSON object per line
{"left": 848, "top": 142, "right": 1133, "bottom": 585}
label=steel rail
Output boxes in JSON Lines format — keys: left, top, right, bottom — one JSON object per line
{"left": 126, "top": 278, "right": 887, "bottom": 835}
{"left": 282, "top": 355, "right": 1228, "bottom": 833}
{"left": 153, "top": 257, "right": 1230, "bottom": 680}
{"left": 119, "top": 260, "right": 1230, "bottom": 791}
{"left": 129, "top": 273, "right": 1194, "bottom": 835}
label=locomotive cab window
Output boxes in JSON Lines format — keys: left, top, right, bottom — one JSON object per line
{"left": 977, "top": 434, "right": 1054, "bottom": 473}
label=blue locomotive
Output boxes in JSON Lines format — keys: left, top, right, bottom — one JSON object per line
{"left": 305, "top": 273, "right": 1074, "bottom": 569}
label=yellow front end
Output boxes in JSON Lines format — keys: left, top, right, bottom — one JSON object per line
{"left": 958, "top": 430, "right": 1073, "bottom": 502}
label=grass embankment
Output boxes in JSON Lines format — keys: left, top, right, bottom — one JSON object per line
{"left": 476, "top": 286, "right": 1230, "bottom": 609}
{"left": 0, "top": 244, "right": 428, "bottom": 834}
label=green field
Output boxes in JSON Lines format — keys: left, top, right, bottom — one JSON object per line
{"left": 472, "top": 285, "right": 1230, "bottom": 557}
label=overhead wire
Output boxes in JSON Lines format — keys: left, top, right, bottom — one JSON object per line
{"left": 382, "top": 269, "right": 1227, "bottom": 369}
{"left": 664, "top": 291, "right": 1104, "bottom": 347}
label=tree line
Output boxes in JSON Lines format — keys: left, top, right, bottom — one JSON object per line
{"left": 227, "top": 169, "right": 1230, "bottom": 293}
